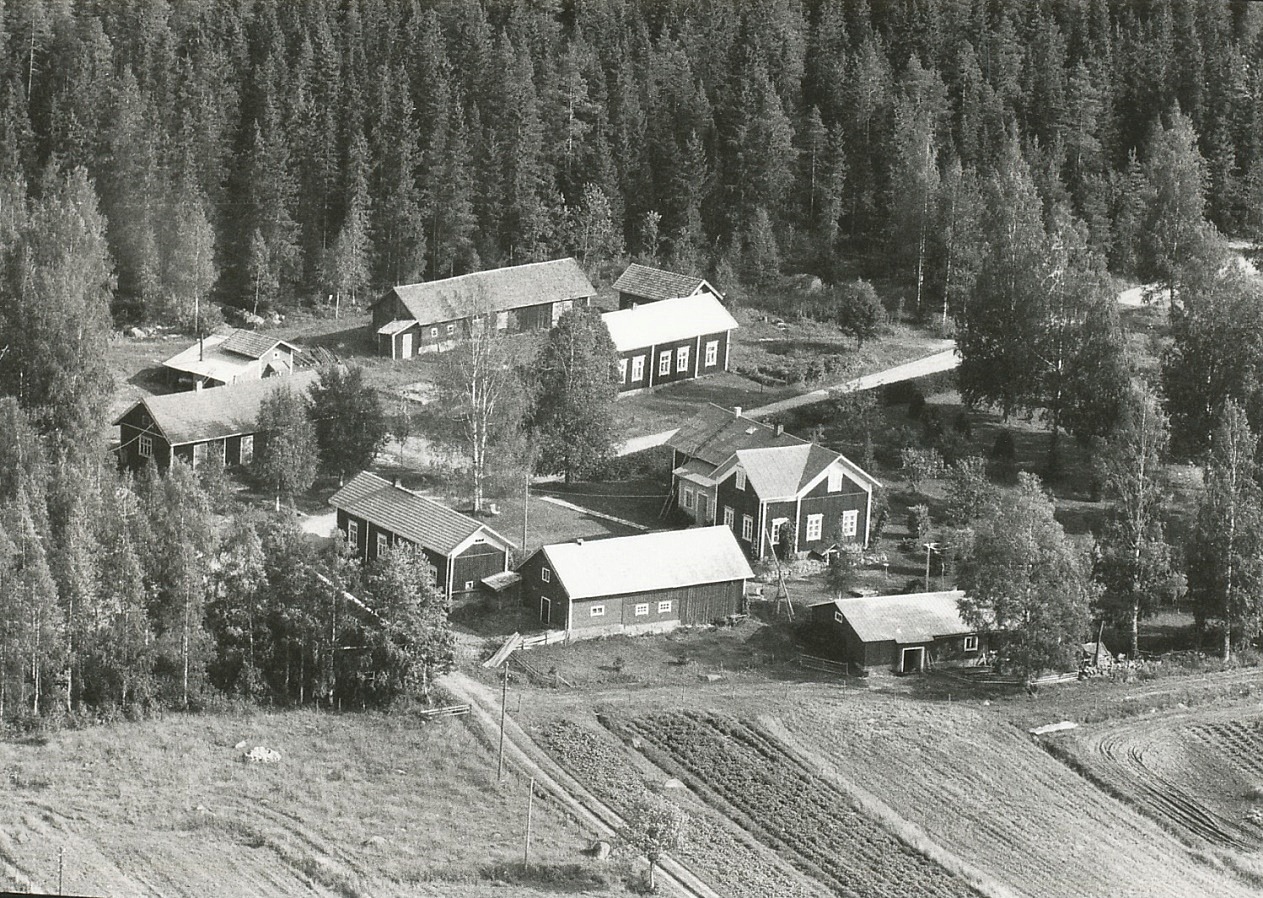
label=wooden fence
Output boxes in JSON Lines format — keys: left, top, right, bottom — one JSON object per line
{"left": 798, "top": 653, "right": 849, "bottom": 676}
{"left": 417, "top": 704, "right": 470, "bottom": 719}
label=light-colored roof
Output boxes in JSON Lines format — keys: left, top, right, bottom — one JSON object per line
{"left": 720, "top": 442, "right": 879, "bottom": 500}
{"left": 601, "top": 294, "right": 738, "bottom": 353}
{"left": 114, "top": 371, "right": 318, "bottom": 446}
{"left": 162, "top": 329, "right": 296, "bottom": 384}
{"left": 823, "top": 590, "right": 971, "bottom": 644}
{"left": 667, "top": 404, "right": 805, "bottom": 469}
{"left": 385, "top": 258, "right": 595, "bottom": 326}
{"left": 612, "top": 263, "right": 720, "bottom": 303}
{"left": 540, "top": 526, "right": 754, "bottom": 601}
{"left": 328, "top": 471, "right": 515, "bottom": 557}
{"left": 377, "top": 319, "right": 416, "bottom": 336}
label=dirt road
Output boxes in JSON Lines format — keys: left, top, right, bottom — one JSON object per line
{"left": 616, "top": 341, "right": 959, "bottom": 456}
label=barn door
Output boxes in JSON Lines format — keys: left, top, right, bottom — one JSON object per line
{"left": 400, "top": 332, "right": 413, "bottom": 359}
{"left": 901, "top": 646, "right": 925, "bottom": 673}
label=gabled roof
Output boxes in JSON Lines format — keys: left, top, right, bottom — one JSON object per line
{"left": 329, "top": 471, "right": 515, "bottom": 557}
{"left": 539, "top": 526, "right": 754, "bottom": 601}
{"left": 220, "top": 329, "right": 296, "bottom": 359}
{"left": 601, "top": 294, "right": 739, "bottom": 353}
{"left": 383, "top": 258, "right": 595, "bottom": 326}
{"left": 114, "top": 371, "right": 319, "bottom": 446}
{"left": 612, "top": 263, "right": 721, "bottom": 303}
{"left": 162, "top": 329, "right": 298, "bottom": 384}
{"left": 822, "top": 590, "right": 971, "bottom": 644}
{"left": 667, "top": 404, "right": 805, "bottom": 469}
{"left": 715, "top": 442, "right": 880, "bottom": 501}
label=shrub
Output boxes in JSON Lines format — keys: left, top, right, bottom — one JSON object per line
{"left": 990, "top": 430, "right": 1016, "bottom": 461}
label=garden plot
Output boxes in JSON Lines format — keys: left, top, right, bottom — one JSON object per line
{"left": 1061, "top": 706, "right": 1263, "bottom": 855}
{"left": 615, "top": 711, "right": 984, "bottom": 898}
{"left": 779, "top": 699, "right": 1260, "bottom": 898}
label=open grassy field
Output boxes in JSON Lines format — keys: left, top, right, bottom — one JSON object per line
{"left": 0, "top": 709, "right": 626, "bottom": 897}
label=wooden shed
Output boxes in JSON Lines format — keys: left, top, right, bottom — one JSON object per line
{"left": 810, "top": 590, "right": 987, "bottom": 674}
{"left": 611, "top": 262, "right": 722, "bottom": 310}
{"left": 519, "top": 526, "right": 754, "bottom": 640}
{"left": 329, "top": 472, "right": 516, "bottom": 599}
{"left": 602, "top": 294, "right": 738, "bottom": 395}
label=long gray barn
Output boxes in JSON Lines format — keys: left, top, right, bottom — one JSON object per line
{"left": 519, "top": 526, "right": 753, "bottom": 639}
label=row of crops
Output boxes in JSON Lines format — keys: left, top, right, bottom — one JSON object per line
{"left": 1189, "top": 720, "right": 1263, "bottom": 782}
{"left": 616, "top": 711, "right": 984, "bottom": 898}
{"left": 532, "top": 718, "right": 829, "bottom": 898}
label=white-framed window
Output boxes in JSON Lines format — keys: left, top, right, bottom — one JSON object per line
{"left": 770, "top": 517, "right": 788, "bottom": 545}
{"left": 827, "top": 469, "right": 844, "bottom": 492}
{"left": 841, "top": 509, "right": 859, "bottom": 538}
{"left": 741, "top": 514, "right": 754, "bottom": 541}
{"left": 376, "top": 533, "right": 389, "bottom": 556}
{"left": 734, "top": 469, "right": 746, "bottom": 491}
{"left": 634, "top": 603, "right": 649, "bottom": 616}
{"left": 240, "top": 434, "right": 254, "bottom": 464}
{"left": 964, "top": 635, "right": 979, "bottom": 652}
{"left": 347, "top": 519, "right": 359, "bottom": 545}
{"left": 446, "top": 323, "right": 455, "bottom": 335}
{"left": 590, "top": 604, "right": 606, "bottom": 617}
{"left": 676, "top": 345, "right": 689, "bottom": 372}
{"left": 658, "top": 351, "right": 671, "bottom": 376}
{"left": 430, "top": 326, "right": 439, "bottom": 338}
{"left": 464, "top": 580, "right": 475, "bottom": 590}
{"left": 657, "top": 600, "right": 672, "bottom": 614}
{"left": 683, "top": 487, "right": 694, "bottom": 509}
{"left": 834, "top": 609, "right": 845, "bottom": 624}
{"left": 723, "top": 506, "right": 734, "bottom": 528}
{"left": 541, "top": 567, "right": 551, "bottom": 583}
{"left": 806, "top": 513, "right": 823, "bottom": 542}
{"left": 631, "top": 355, "right": 645, "bottom": 382}
{"left": 705, "top": 340, "right": 718, "bottom": 366}
{"left": 138, "top": 434, "right": 153, "bottom": 458}
{"left": 619, "top": 358, "right": 628, "bottom": 382}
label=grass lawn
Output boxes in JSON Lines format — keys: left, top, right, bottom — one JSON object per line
{"left": 533, "top": 477, "right": 672, "bottom": 531}
{"left": 0, "top": 708, "right": 632, "bottom": 897}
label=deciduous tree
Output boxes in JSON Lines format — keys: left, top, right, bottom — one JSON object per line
{"left": 307, "top": 365, "right": 388, "bottom": 482}
{"left": 253, "top": 383, "right": 319, "bottom": 511}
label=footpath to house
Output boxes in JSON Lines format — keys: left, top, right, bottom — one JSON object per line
{"left": 616, "top": 341, "right": 959, "bottom": 457}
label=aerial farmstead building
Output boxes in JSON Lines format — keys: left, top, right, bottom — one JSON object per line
{"left": 612, "top": 262, "right": 723, "bottom": 310}
{"left": 666, "top": 405, "right": 879, "bottom": 560}
{"left": 329, "top": 471, "right": 516, "bottom": 599}
{"left": 161, "top": 327, "right": 299, "bottom": 391}
{"left": 519, "top": 526, "right": 754, "bottom": 638}
{"left": 372, "top": 258, "right": 596, "bottom": 359}
{"left": 602, "top": 294, "right": 738, "bottom": 395}
{"left": 114, "top": 371, "right": 318, "bottom": 473}
{"left": 809, "top": 590, "right": 988, "bottom": 674}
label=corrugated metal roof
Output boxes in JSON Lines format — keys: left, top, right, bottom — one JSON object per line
{"left": 539, "top": 526, "right": 754, "bottom": 601}
{"left": 387, "top": 258, "right": 595, "bottom": 325}
{"left": 115, "top": 371, "right": 319, "bottom": 446}
{"left": 823, "top": 591, "right": 971, "bottom": 644}
{"left": 328, "top": 471, "right": 515, "bottom": 556}
{"left": 220, "top": 329, "right": 294, "bottom": 359}
{"left": 601, "top": 294, "right": 738, "bottom": 353}
{"left": 612, "top": 263, "right": 719, "bottom": 302}
{"left": 667, "top": 404, "right": 806, "bottom": 469}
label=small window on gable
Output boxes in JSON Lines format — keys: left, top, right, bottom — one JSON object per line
{"left": 834, "top": 609, "right": 845, "bottom": 624}
{"left": 828, "top": 469, "right": 844, "bottom": 492}
{"left": 964, "top": 635, "right": 979, "bottom": 652}
{"left": 734, "top": 469, "right": 746, "bottom": 491}
{"left": 590, "top": 604, "right": 606, "bottom": 617}
{"left": 634, "top": 603, "right": 649, "bottom": 616}
{"left": 542, "top": 567, "right": 551, "bottom": 583}
{"left": 657, "top": 600, "right": 672, "bottom": 614}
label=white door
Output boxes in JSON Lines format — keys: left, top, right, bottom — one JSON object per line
{"left": 400, "top": 332, "right": 413, "bottom": 359}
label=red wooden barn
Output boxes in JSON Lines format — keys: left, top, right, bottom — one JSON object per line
{"left": 611, "top": 262, "right": 723, "bottom": 310}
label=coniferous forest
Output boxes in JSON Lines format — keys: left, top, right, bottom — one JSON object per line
{"left": 1, "top": 0, "right": 1263, "bottom": 723}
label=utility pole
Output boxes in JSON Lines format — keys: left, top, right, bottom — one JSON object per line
{"left": 523, "top": 777, "right": 535, "bottom": 867}
{"left": 497, "top": 661, "right": 509, "bottom": 781}
{"left": 923, "top": 542, "right": 939, "bottom": 592}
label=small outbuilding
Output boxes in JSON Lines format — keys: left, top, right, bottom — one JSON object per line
{"left": 329, "top": 471, "right": 516, "bottom": 599}
{"left": 611, "top": 262, "right": 723, "bottom": 310}
{"left": 810, "top": 590, "right": 986, "bottom": 674}
{"left": 161, "top": 328, "right": 299, "bottom": 391}
{"left": 602, "top": 294, "right": 738, "bottom": 395}
{"left": 519, "top": 526, "right": 754, "bottom": 639}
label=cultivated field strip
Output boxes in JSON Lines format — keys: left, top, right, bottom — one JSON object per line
{"left": 617, "top": 712, "right": 984, "bottom": 898}
{"left": 781, "top": 700, "right": 1260, "bottom": 898}
{"left": 1190, "top": 720, "right": 1263, "bottom": 781}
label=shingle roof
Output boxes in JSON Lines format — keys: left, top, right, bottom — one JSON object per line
{"left": 721, "top": 442, "right": 877, "bottom": 500}
{"left": 667, "top": 404, "right": 805, "bottom": 469}
{"left": 540, "top": 526, "right": 754, "bottom": 601}
{"left": 612, "top": 263, "right": 719, "bottom": 302}
{"left": 824, "top": 591, "right": 971, "bottom": 644}
{"left": 386, "top": 258, "right": 595, "bottom": 326}
{"left": 114, "top": 371, "right": 318, "bottom": 446}
{"left": 601, "top": 294, "right": 738, "bottom": 353}
{"left": 220, "top": 329, "right": 296, "bottom": 359}
{"left": 328, "top": 471, "right": 515, "bottom": 556}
